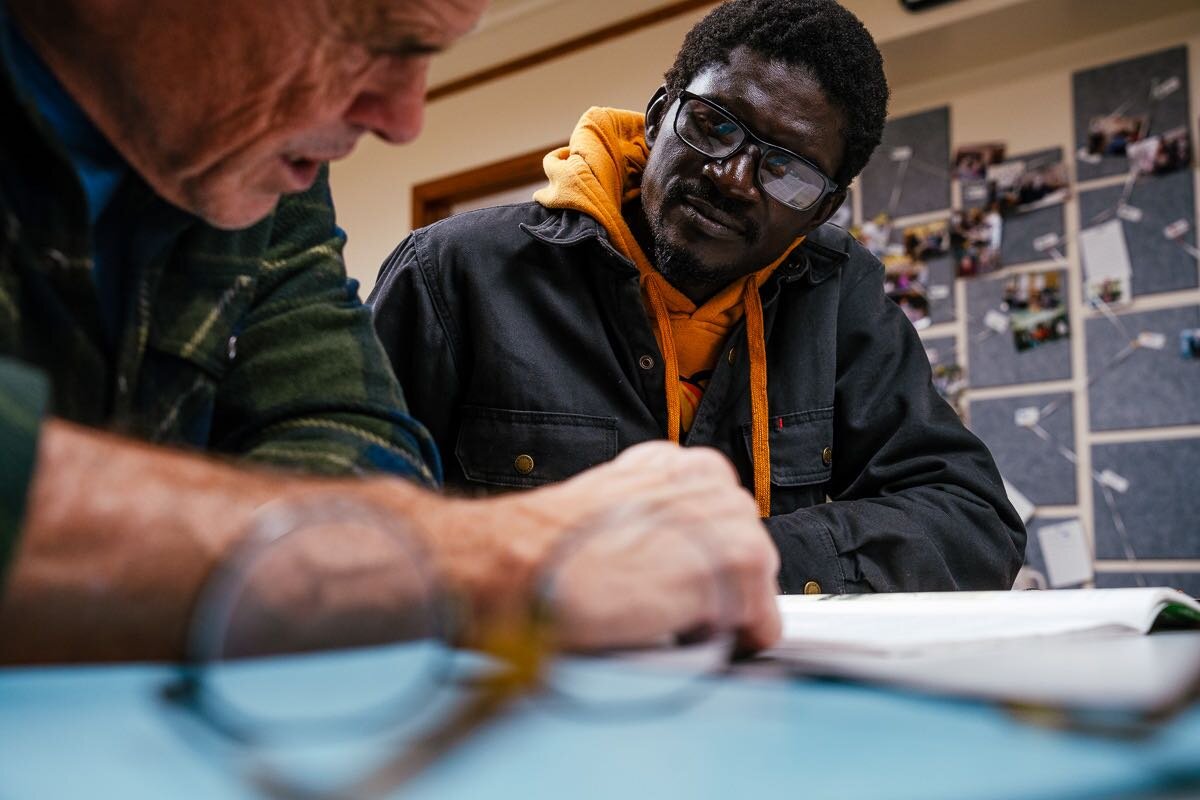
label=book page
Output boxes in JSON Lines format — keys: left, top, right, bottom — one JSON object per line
{"left": 770, "top": 588, "right": 1200, "bottom": 658}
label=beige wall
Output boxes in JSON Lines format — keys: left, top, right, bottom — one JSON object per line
{"left": 331, "top": 0, "right": 1200, "bottom": 292}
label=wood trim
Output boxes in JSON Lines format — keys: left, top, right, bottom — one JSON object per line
{"left": 426, "top": 0, "right": 717, "bottom": 102}
{"left": 411, "top": 144, "right": 565, "bottom": 229}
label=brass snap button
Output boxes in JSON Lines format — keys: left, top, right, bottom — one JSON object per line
{"left": 821, "top": 446, "right": 833, "bottom": 466}
{"left": 638, "top": 355, "right": 655, "bottom": 370}
{"left": 514, "top": 454, "right": 535, "bottom": 475}
{"left": 803, "top": 580, "right": 822, "bottom": 595}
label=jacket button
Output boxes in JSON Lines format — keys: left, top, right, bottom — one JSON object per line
{"left": 803, "top": 581, "right": 823, "bottom": 595}
{"left": 638, "top": 355, "right": 655, "bottom": 370}
{"left": 822, "top": 446, "right": 833, "bottom": 466}
{"left": 727, "top": 347, "right": 737, "bottom": 365}
{"left": 514, "top": 454, "right": 535, "bottom": 475}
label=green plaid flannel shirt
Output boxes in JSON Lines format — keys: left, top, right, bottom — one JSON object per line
{"left": 0, "top": 37, "right": 439, "bottom": 581}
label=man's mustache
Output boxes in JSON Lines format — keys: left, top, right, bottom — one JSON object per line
{"left": 665, "top": 178, "right": 760, "bottom": 242}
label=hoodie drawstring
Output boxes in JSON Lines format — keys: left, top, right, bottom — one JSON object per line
{"left": 742, "top": 277, "right": 771, "bottom": 518}
{"left": 642, "top": 272, "right": 772, "bottom": 518}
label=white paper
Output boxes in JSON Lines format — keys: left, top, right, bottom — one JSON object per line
{"left": 1137, "top": 331, "right": 1166, "bottom": 350}
{"left": 984, "top": 309, "right": 1009, "bottom": 333}
{"left": 1098, "top": 469, "right": 1131, "bottom": 493}
{"left": 1002, "top": 477, "right": 1035, "bottom": 524}
{"left": 1037, "top": 519, "right": 1094, "bottom": 588}
{"left": 770, "top": 588, "right": 1200, "bottom": 658}
{"left": 1080, "top": 220, "right": 1133, "bottom": 306}
{"left": 1014, "top": 407, "right": 1041, "bottom": 427}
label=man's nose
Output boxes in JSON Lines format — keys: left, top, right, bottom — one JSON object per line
{"left": 343, "top": 58, "right": 430, "bottom": 145}
{"left": 702, "top": 147, "right": 761, "bottom": 203}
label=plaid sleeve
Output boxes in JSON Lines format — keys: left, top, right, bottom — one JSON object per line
{"left": 0, "top": 358, "right": 48, "bottom": 583}
{"left": 209, "top": 167, "right": 441, "bottom": 486}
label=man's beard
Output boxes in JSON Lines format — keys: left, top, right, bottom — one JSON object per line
{"left": 648, "top": 178, "right": 761, "bottom": 292}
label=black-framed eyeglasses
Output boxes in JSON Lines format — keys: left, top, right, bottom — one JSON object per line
{"left": 673, "top": 90, "right": 841, "bottom": 212}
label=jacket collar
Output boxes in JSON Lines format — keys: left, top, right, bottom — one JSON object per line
{"left": 520, "top": 206, "right": 850, "bottom": 286}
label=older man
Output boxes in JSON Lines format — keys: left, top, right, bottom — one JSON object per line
{"left": 371, "top": 0, "right": 1026, "bottom": 594}
{"left": 0, "top": 0, "right": 780, "bottom": 661}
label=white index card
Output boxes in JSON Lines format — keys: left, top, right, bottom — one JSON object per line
{"left": 1136, "top": 331, "right": 1166, "bottom": 350}
{"left": 1116, "top": 204, "right": 1144, "bottom": 223}
{"left": 1014, "top": 407, "right": 1041, "bottom": 428}
{"left": 1037, "top": 519, "right": 1094, "bottom": 588}
{"left": 1098, "top": 469, "right": 1130, "bottom": 494}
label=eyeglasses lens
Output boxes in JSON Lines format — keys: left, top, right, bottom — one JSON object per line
{"left": 676, "top": 98, "right": 826, "bottom": 211}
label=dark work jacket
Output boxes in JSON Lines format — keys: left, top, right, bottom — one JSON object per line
{"left": 370, "top": 203, "right": 1026, "bottom": 594}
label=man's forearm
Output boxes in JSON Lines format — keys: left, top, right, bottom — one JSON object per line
{"left": 0, "top": 419, "right": 453, "bottom": 663}
{"left": 0, "top": 424, "right": 782, "bottom": 663}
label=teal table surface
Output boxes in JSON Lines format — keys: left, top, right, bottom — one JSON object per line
{"left": 3, "top": 650, "right": 1200, "bottom": 800}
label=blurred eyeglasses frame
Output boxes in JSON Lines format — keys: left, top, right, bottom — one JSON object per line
{"left": 672, "top": 89, "right": 841, "bottom": 213}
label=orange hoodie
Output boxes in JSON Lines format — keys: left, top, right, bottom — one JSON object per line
{"left": 534, "top": 107, "right": 803, "bottom": 517}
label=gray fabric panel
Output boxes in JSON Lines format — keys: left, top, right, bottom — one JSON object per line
{"left": 1091, "top": 438, "right": 1200, "bottom": 559}
{"left": 1072, "top": 46, "right": 1191, "bottom": 182}
{"left": 1077, "top": 170, "right": 1198, "bottom": 297}
{"left": 859, "top": 106, "right": 951, "bottom": 220}
{"left": 968, "top": 392, "right": 1077, "bottom": 506}
{"left": 1095, "top": 572, "right": 1200, "bottom": 598}
{"left": 965, "top": 271, "right": 1073, "bottom": 388}
{"left": 1085, "top": 304, "right": 1200, "bottom": 430}
{"left": 998, "top": 148, "right": 1069, "bottom": 267}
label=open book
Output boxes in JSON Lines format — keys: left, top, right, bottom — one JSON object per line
{"left": 770, "top": 587, "right": 1200, "bottom": 658}
{"left": 762, "top": 588, "right": 1200, "bottom": 714}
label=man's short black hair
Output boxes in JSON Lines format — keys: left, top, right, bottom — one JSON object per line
{"left": 663, "top": 0, "right": 889, "bottom": 187}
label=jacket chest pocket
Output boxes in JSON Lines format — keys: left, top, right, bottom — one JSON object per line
{"left": 130, "top": 273, "right": 256, "bottom": 445}
{"left": 456, "top": 405, "right": 618, "bottom": 489}
{"left": 742, "top": 407, "right": 834, "bottom": 513}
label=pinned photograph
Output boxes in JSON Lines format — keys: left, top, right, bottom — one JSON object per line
{"left": 991, "top": 157, "right": 1069, "bottom": 215}
{"left": 951, "top": 206, "right": 1003, "bottom": 278}
{"left": 902, "top": 219, "right": 950, "bottom": 261}
{"left": 1082, "top": 113, "right": 1148, "bottom": 159}
{"left": 953, "top": 142, "right": 1005, "bottom": 181}
{"left": 881, "top": 220, "right": 950, "bottom": 330}
{"left": 1079, "top": 219, "right": 1133, "bottom": 307}
{"left": 1127, "top": 126, "right": 1192, "bottom": 176}
{"left": 1003, "top": 271, "right": 1068, "bottom": 352}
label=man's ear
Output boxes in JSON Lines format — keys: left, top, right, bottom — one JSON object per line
{"left": 643, "top": 86, "right": 670, "bottom": 147}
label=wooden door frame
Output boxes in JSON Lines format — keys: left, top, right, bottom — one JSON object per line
{"left": 410, "top": 144, "right": 564, "bottom": 229}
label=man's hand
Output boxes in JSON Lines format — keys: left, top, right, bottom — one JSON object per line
{"left": 409, "top": 442, "right": 781, "bottom": 654}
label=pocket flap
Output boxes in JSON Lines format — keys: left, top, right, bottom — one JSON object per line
{"left": 456, "top": 406, "right": 618, "bottom": 488}
{"left": 742, "top": 406, "right": 834, "bottom": 487}
{"left": 148, "top": 273, "right": 256, "bottom": 378}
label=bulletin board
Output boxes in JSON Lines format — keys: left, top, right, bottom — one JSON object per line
{"left": 850, "top": 44, "right": 1200, "bottom": 594}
